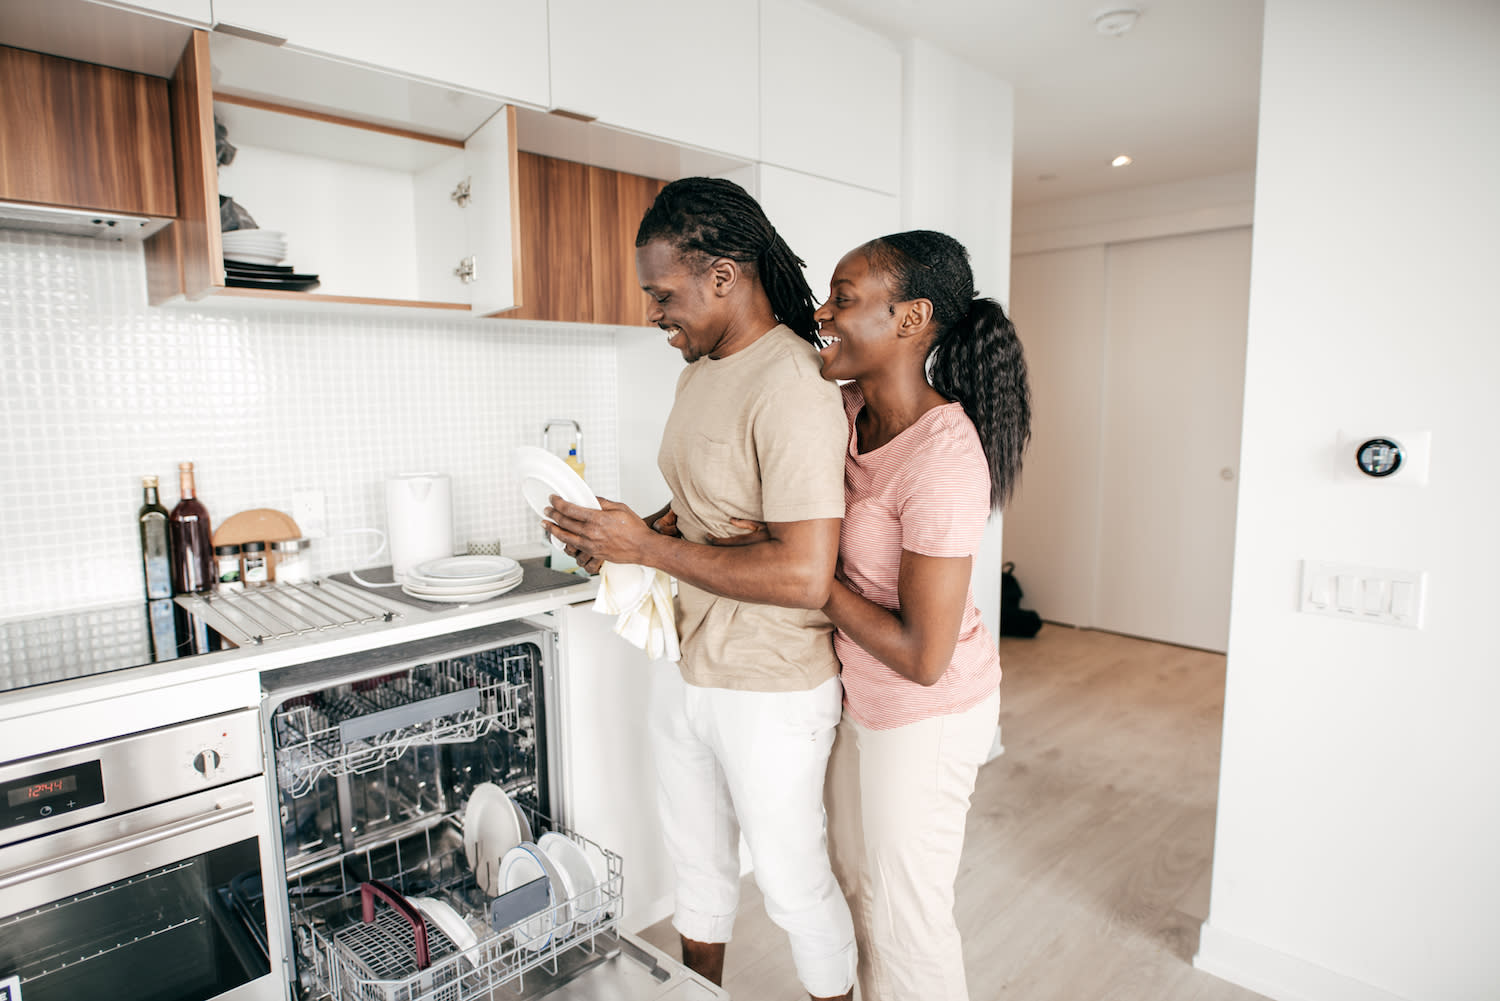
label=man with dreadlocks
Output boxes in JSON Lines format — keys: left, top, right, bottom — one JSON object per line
{"left": 544, "top": 177, "right": 856, "bottom": 1000}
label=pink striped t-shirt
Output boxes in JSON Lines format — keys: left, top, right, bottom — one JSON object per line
{"left": 834, "top": 383, "right": 1001, "bottom": 730}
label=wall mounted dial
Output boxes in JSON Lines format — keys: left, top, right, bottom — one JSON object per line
{"left": 1356, "top": 438, "right": 1403, "bottom": 477}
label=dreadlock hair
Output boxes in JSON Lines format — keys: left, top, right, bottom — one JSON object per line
{"left": 864, "top": 230, "right": 1032, "bottom": 510}
{"left": 636, "top": 177, "right": 819, "bottom": 346}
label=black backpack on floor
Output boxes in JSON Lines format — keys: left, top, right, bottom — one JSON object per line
{"left": 1000, "top": 561, "right": 1043, "bottom": 638}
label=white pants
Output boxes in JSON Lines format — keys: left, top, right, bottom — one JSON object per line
{"left": 650, "top": 660, "right": 857, "bottom": 997}
{"left": 825, "top": 690, "right": 1001, "bottom": 1001}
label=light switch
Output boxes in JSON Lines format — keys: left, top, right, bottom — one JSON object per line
{"left": 1300, "top": 560, "right": 1426, "bottom": 629}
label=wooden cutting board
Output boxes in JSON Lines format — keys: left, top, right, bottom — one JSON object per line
{"left": 213, "top": 508, "right": 301, "bottom": 546}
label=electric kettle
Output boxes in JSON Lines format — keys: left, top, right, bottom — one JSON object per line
{"left": 386, "top": 473, "right": 453, "bottom": 581}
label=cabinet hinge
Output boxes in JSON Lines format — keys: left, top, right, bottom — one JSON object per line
{"left": 451, "top": 177, "right": 472, "bottom": 207}
{"left": 454, "top": 256, "right": 478, "bottom": 284}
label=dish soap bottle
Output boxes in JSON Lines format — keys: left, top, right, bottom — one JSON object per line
{"left": 564, "top": 444, "right": 586, "bottom": 482}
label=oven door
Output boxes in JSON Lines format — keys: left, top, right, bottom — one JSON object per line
{"left": 0, "top": 775, "right": 285, "bottom": 1001}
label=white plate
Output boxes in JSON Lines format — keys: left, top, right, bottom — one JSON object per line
{"left": 408, "top": 896, "right": 480, "bottom": 967}
{"left": 402, "top": 572, "right": 522, "bottom": 595}
{"left": 501, "top": 842, "right": 572, "bottom": 950}
{"left": 464, "top": 783, "right": 523, "bottom": 895}
{"left": 511, "top": 445, "right": 654, "bottom": 604}
{"left": 511, "top": 797, "right": 533, "bottom": 843}
{"left": 223, "top": 252, "right": 285, "bottom": 266}
{"left": 539, "top": 832, "right": 603, "bottom": 927}
{"left": 580, "top": 840, "right": 613, "bottom": 920}
{"left": 401, "top": 579, "right": 521, "bottom": 603}
{"left": 413, "top": 555, "right": 520, "bottom": 580}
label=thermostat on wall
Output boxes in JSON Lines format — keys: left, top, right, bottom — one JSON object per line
{"left": 1336, "top": 430, "right": 1430, "bottom": 486}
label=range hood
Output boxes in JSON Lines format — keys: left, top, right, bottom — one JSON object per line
{"left": 0, "top": 200, "right": 170, "bottom": 241}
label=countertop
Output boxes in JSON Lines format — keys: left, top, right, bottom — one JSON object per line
{"left": 0, "top": 553, "right": 599, "bottom": 760}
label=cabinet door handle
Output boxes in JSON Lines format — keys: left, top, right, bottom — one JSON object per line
{"left": 213, "top": 23, "right": 288, "bottom": 46}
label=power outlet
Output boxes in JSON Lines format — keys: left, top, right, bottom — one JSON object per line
{"left": 291, "top": 489, "right": 327, "bottom": 539}
{"left": 1300, "top": 560, "right": 1425, "bottom": 629}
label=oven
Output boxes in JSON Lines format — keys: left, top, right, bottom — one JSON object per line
{"left": 0, "top": 709, "right": 286, "bottom": 1001}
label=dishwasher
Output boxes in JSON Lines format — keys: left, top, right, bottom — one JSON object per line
{"left": 257, "top": 619, "right": 725, "bottom": 1001}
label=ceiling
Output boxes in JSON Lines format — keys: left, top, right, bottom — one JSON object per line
{"left": 810, "top": 0, "right": 1265, "bottom": 205}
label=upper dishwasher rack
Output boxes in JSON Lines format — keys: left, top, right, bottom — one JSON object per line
{"left": 271, "top": 645, "right": 536, "bottom": 797}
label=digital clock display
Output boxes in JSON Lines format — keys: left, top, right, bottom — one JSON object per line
{"left": 6, "top": 774, "right": 78, "bottom": 807}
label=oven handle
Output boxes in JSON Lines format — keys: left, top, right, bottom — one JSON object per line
{"left": 0, "top": 798, "right": 255, "bottom": 891}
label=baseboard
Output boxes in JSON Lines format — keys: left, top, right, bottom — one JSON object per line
{"left": 1195, "top": 922, "right": 1411, "bottom": 1001}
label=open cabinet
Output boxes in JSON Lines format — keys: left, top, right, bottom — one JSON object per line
{"left": 144, "top": 31, "right": 521, "bottom": 316}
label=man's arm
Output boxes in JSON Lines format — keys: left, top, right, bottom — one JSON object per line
{"left": 544, "top": 496, "right": 838, "bottom": 610}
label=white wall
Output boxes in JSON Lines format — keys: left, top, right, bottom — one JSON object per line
{"left": 901, "top": 38, "right": 1014, "bottom": 643}
{"left": 1196, "top": 2, "right": 1500, "bottom": 999}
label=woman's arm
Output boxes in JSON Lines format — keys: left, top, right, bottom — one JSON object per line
{"left": 823, "top": 550, "right": 973, "bottom": 687}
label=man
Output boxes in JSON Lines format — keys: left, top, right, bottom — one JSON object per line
{"left": 545, "top": 178, "right": 855, "bottom": 1001}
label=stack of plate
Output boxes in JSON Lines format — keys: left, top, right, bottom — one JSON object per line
{"left": 401, "top": 555, "right": 524, "bottom": 603}
{"left": 221, "top": 229, "right": 288, "bottom": 265}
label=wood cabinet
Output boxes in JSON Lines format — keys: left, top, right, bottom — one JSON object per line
{"left": 0, "top": 45, "right": 176, "bottom": 217}
{"left": 144, "top": 31, "right": 521, "bottom": 316}
{"left": 210, "top": 0, "right": 550, "bottom": 108}
{"left": 509, "top": 153, "right": 665, "bottom": 326}
{"left": 759, "top": 0, "right": 903, "bottom": 195}
{"left": 547, "top": 0, "right": 759, "bottom": 160}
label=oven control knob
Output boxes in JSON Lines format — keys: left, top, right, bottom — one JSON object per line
{"left": 192, "top": 749, "right": 223, "bottom": 777}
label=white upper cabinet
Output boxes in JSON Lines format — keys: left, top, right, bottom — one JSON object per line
{"left": 547, "top": 0, "right": 759, "bottom": 160}
{"left": 759, "top": 0, "right": 902, "bottom": 195}
{"left": 86, "top": 0, "right": 211, "bottom": 26}
{"left": 210, "top": 0, "right": 550, "bottom": 107}
{"left": 756, "top": 164, "right": 899, "bottom": 302}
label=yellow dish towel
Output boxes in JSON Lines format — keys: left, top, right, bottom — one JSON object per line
{"left": 593, "top": 563, "right": 679, "bottom": 662}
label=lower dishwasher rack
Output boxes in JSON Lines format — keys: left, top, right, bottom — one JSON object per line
{"left": 291, "top": 814, "right": 625, "bottom": 1001}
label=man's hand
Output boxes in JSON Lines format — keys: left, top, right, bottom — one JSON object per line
{"left": 652, "top": 508, "right": 682, "bottom": 538}
{"left": 544, "top": 495, "right": 656, "bottom": 569}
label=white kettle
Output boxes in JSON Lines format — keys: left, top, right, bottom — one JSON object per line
{"left": 386, "top": 473, "right": 453, "bottom": 581}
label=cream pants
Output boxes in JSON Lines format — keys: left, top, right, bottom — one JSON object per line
{"left": 825, "top": 689, "right": 1001, "bottom": 1001}
{"left": 649, "top": 660, "right": 857, "bottom": 998}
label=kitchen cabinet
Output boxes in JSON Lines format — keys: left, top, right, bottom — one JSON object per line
{"left": 756, "top": 164, "right": 900, "bottom": 300}
{"left": 509, "top": 153, "right": 665, "bottom": 326}
{"left": 0, "top": 45, "right": 176, "bottom": 218}
{"left": 759, "top": 0, "right": 903, "bottom": 195}
{"left": 84, "top": 0, "right": 211, "bottom": 26}
{"left": 210, "top": 0, "right": 550, "bottom": 108}
{"left": 144, "top": 31, "right": 521, "bottom": 316}
{"left": 547, "top": 0, "right": 759, "bottom": 161}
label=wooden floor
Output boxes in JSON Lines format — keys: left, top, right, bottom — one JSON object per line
{"left": 638, "top": 625, "right": 1269, "bottom": 1001}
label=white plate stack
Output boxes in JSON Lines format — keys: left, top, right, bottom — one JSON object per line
{"left": 221, "top": 229, "right": 289, "bottom": 265}
{"left": 400, "top": 555, "right": 524, "bottom": 603}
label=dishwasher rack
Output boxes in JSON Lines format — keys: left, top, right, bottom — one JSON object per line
{"left": 272, "top": 648, "right": 535, "bottom": 798}
{"left": 291, "top": 813, "right": 623, "bottom": 1001}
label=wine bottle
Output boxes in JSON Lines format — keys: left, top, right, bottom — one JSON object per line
{"left": 169, "top": 462, "right": 215, "bottom": 594}
{"left": 138, "top": 475, "right": 173, "bottom": 599}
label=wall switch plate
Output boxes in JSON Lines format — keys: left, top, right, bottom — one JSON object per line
{"left": 1300, "top": 560, "right": 1425, "bottom": 628}
{"left": 291, "top": 489, "right": 327, "bottom": 539}
{"left": 1336, "top": 430, "right": 1431, "bottom": 486}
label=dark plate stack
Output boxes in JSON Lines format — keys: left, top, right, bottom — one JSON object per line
{"left": 224, "top": 259, "right": 321, "bottom": 292}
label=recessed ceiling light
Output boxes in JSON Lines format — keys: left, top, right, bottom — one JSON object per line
{"left": 1112, "top": 155, "right": 1133, "bottom": 167}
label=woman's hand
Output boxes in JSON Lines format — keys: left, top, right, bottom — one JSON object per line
{"left": 707, "top": 518, "right": 771, "bottom": 547}
{"left": 652, "top": 508, "right": 682, "bottom": 538}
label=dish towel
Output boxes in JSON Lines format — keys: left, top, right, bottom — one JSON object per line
{"left": 593, "top": 563, "right": 680, "bottom": 662}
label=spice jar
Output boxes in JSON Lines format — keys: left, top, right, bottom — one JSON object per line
{"left": 272, "top": 538, "right": 312, "bottom": 583}
{"left": 241, "top": 541, "right": 269, "bottom": 587}
{"left": 215, "top": 543, "right": 243, "bottom": 592}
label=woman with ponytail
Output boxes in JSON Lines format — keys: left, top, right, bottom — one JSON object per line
{"left": 712, "top": 229, "right": 1030, "bottom": 999}
{"left": 546, "top": 177, "right": 857, "bottom": 1000}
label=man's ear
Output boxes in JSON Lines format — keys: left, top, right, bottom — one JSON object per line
{"left": 895, "top": 298, "right": 934, "bottom": 338}
{"left": 709, "top": 257, "right": 740, "bottom": 298}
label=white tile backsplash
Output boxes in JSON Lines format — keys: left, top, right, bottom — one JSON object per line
{"left": 0, "top": 230, "right": 621, "bottom": 618}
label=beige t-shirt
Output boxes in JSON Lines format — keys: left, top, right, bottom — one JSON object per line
{"left": 658, "top": 325, "right": 847, "bottom": 692}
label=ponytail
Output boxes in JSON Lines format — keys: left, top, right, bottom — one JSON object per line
{"left": 637, "top": 178, "right": 819, "bottom": 345}
{"left": 928, "top": 298, "right": 1031, "bottom": 508}
{"left": 865, "top": 231, "right": 1032, "bottom": 509}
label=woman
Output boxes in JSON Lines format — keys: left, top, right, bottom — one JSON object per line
{"left": 716, "top": 229, "right": 1029, "bottom": 1000}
